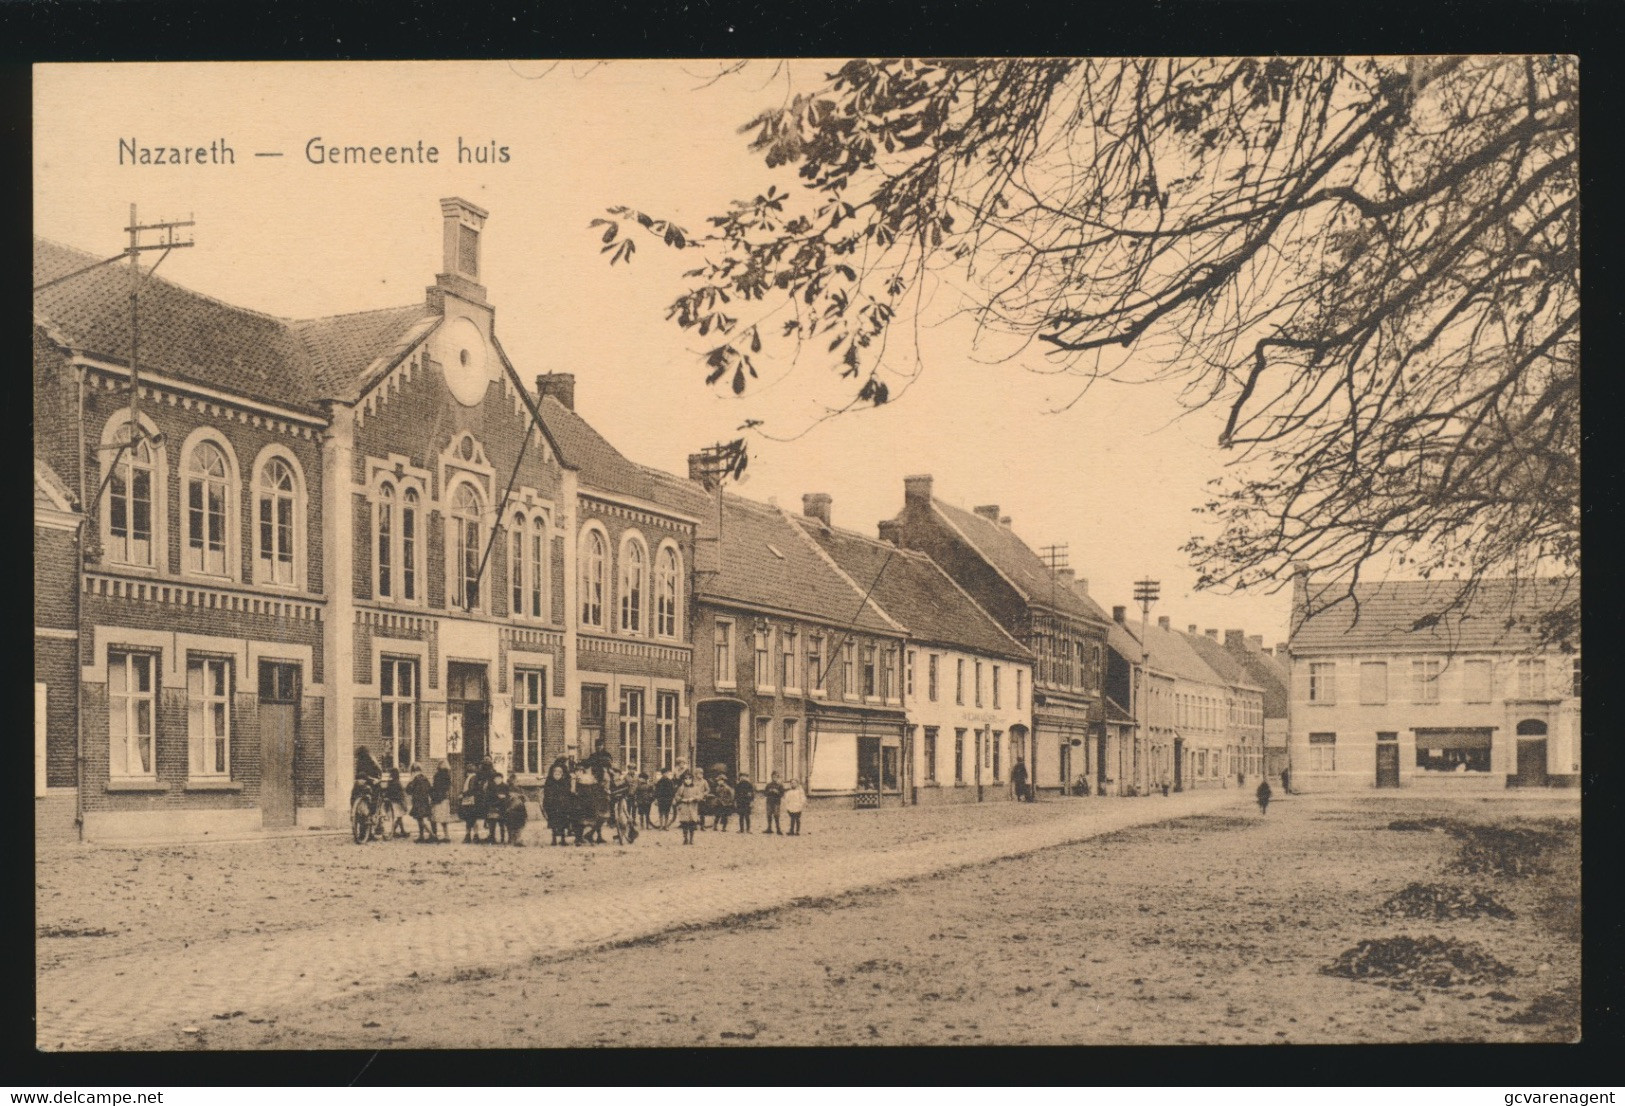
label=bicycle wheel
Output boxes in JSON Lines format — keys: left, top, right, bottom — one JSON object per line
{"left": 352, "top": 798, "right": 371, "bottom": 844}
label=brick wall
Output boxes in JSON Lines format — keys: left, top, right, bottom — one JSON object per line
{"left": 36, "top": 638, "right": 79, "bottom": 788}
{"left": 34, "top": 331, "right": 81, "bottom": 493}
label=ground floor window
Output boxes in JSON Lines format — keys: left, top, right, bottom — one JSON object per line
{"left": 754, "top": 717, "right": 770, "bottom": 781}
{"left": 991, "top": 730, "right": 1002, "bottom": 782}
{"left": 512, "top": 668, "right": 546, "bottom": 775}
{"left": 1415, "top": 728, "right": 1491, "bottom": 773}
{"left": 923, "top": 727, "right": 938, "bottom": 783}
{"left": 619, "top": 687, "right": 644, "bottom": 773}
{"left": 781, "top": 718, "right": 797, "bottom": 780}
{"left": 1305, "top": 731, "right": 1336, "bottom": 771}
{"left": 654, "top": 691, "right": 678, "bottom": 772}
{"left": 380, "top": 657, "right": 418, "bottom": 770}
{"left": 579, "top": 684, "right": 607, "bottom": 756}
{"left": 954, "top": 729, "right": 966, "bottom": 783}
{"left": 109, "top": 651, "right": 157, "bottom": 779}
{"left": 187, "top": 656, "right": 232, "bottom": 778}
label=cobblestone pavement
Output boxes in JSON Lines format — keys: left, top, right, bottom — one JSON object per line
{"left": 37, "top": 790, "right": 1242, "bottom": 1050}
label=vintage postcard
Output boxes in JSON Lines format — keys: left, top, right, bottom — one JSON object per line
{"left": 33, "top": 58, "right": 1579, "bottom": 1051}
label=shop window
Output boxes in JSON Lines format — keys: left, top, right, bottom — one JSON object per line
{"left": 1415, "top": 729, "right": 1491, "bottom": 773}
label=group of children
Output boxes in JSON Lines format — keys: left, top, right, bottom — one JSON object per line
{"left": 355, "top": 742, "right": 808, "bottom": 851}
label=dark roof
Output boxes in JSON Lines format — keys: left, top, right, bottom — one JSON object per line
{"left": 34, "top": 237, "right": 434, "bottom": 415}
{"left": 698, "top": 495, "right": 899, "bottom": 635}
{"left": 533, "top": 397, "right": 711, "bottom": 519}
{"left": 1291, "top": 576, "right": 1578, "bottom": 655}
{"left": 1226, "top": 642, "right": 1290, "bottom": 719}
{"left": 928, "top": 498, "right": 1107, "bottom": 624}
{"left": 793, "top": 517, "right": 1031, "bottom": 662}
{"left": 1182, "top": 631, "right": 1262, "bottom": 693}
{"left": 1105, "top": 618, "right": 1144, "bottom": 664}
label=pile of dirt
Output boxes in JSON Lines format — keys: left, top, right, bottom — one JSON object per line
{"left": 1321, "top": 936, "right": 1516, "bottom": 990}
{"left": 1447, "top": 823, "right": 1562, "bottom": 878}
{"left": 1379, "top": 882, "right": 1515, "bottom": 921}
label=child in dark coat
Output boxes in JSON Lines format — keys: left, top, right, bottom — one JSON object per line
{"left": 654, "top": 770, "right": 677, "bottom": 829}
{"left": 712, "top": 775, "right": 735, "bottom": 831}
{"left": 542, "top": 763, "right": 573, "bottom": 846}
{"left": 502, "top": 773, "right": 529, "bottom": 845}
{"left": 762, "top": 773, "right": 786, "bottom": 835}
{"left": 733, "top": 773, "right": 756, "bottom": 833}
{"left": 635, "top": 772, "right": 655, "bottom": 828}
{"left": 384, "top": 768, "right": 409, "bottom": 838}
{"left": 406, "top": 764, "right": 434, "bottom": 842}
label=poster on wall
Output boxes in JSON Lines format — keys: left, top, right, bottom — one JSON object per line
{"left": 445, "top": 711, "right": 463, "bottom": 757}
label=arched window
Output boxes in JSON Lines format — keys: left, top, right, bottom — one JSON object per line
{"left": 530, "top": 515, "right": 547, "bottom": 618}
{"left": 185, "top": 441, "right": 231, "bottom": 576}
{"left": 655, "top": 546, "right": 680, "bottom": 638}
{"left": 580, "top": 529, "right": 606, "bottom": 628}
{"left": 619, "top": 538, "right": 646, "bottom": 633}
{"left": 377, "top": 482, "right": 395, "bottom": 598}
{"left": 256, "top": 457, "right": 298, "bottom": 586}
{"left": 106, "top": 428, "right": 156, "bottom": 567}
{"left": 401, "top": 488, "right": 419, "bottom": 601}
{"left": 510, "top": 512, "right": 526, "bottom": 617}
{"left": 450, "top": 483, "right": 483, "bottom": 610}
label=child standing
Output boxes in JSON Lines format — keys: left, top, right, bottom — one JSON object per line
{"left": 712, "top": 774, "right": 735, "bottom": 832}
{"left": 542, "top": 763, "right": 573, "bottom": 846}
{"left": 675, "top": 770, "right": 706, "bottom": 845}
{"left": 503, "top": 773, "right": 529, "bottom": 845}
{"left": 733, "top": 773, "right": 756, "bottom": 833}
{"left": 654, "top": 769, "right": 677, "bottom": 829}
{"left": 406, "top": 763, "right": 434, "bottom": 842}
{"left": 384, "top": 767, "right": 409, "bottom": 839}
{"left": 782, "top": 778, "right": 806, "bottom": 836}
{"left": 635, "top": 772, "right": 655, "bottom": 828}
{"left": 762, "top": 772, "right": 785, "bottom": 835}
{"left": 430, "top": 760, "right": 453, "bottom": 843}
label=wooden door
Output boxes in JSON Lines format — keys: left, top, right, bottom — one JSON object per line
{"left": 1375, "top": 741, "right": 1400, "bottom": 788}
{"left": 1515, "top": 739, "right": 1549, "bottom": 787}
{"left": 258, "top": 661, "right": 299, "bottom": 828}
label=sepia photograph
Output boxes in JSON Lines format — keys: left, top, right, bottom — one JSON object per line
{"left": 32, "top": 56, "right": 1580, "bottom": 1053}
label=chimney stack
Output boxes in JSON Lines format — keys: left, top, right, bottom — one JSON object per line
{"left": 999, "top": 515, "right": 1012, "bottom": 528}
{"left": 903, "top": 474, "right": 934, "bottom": 504}
{"left": 1250, "top": 634, "right": 1264, "bottom": 649}
{"left": 688, "top": 453, "right": 713, "bottom": 489}
{"left": 535, "top": 372, "right": 576, "bottom": 411}
{"left": 1113, "top": 605, "right": 1127, "bottom": 624}
{"left": 801, "top": 493, "right": 832, "bottom": 528}
{"left": 974, "top": 505, "right": 1000, "bottom": 523}
{"left": 430, "top": 197, "right": 490, "bottom": 307}
{"left": 877, "top": 519, "right": 903, "bottom": 546}
{"left": 1225, "top": 629, "right": 1247, "bottom": 649}
{"left": 1275, "top": 641, "right": 1289, "bottom": 659}
{"left": 1056, "top": 568, "right": 1075, "bottom": 585}
{"left": 1188, "top": 624, "right": 1198, "bottom": 635}
{"left": 1075, "top": 577, "right": 1088, "bottom": 595}
{"left": 1205, "top": 628, "right": 1219, "bottom": 640}
{"left": 1158, "top": 616, "right": 1170, "bottom": 631}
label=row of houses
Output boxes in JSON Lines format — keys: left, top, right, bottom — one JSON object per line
{"left": 33, "top": 198, "right": 1288, "bottom": 843}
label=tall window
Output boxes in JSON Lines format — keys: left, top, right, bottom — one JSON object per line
{"left": 1016, "top": 669, "right": 1024, "bottom": 710}
{"left": 714, "top": 620, "right": 735, "bottom": 686}
{"left": 186, "top": 442, "right": 230, "bottom": 576}
{"left": 863, "top": 646, "right": 878, "bottom": 698}
{"left": 754, "top": 717, "right": 770, "bottom": 781}
{"left": 954, "top": 728, "right": 966, "bottom": 783}
{"left": 380, "top": 657, "right": 418, "bottom": 770}
{"left": 880, "top": 647, "right": 895, "bottom": 699}
{"left": 928, "top": 654, "right": 940, "bottom": 702}
{"left": 806, "top": 635, "right": 824, "bottom": 694}
{"left": 956, "top": 658, "right": 965, "bottom": 705}
{"left": 842, "top": 642, "right": 856, "bottom": 697}
{"left": 379, "top": 484, "right": 397, "bottom": 598}
{"left": 992, "top": 729, "right": 1002, "bottom": 781}
{"left": 401, "top": 489, "right": 419, "bottom": 601}
{"left": 1517, "top": 658, "right": 1547, "bottom": 699}
{"left": 106, "top": 430, "right": 155, "bottom": 567}
{"left": 1572, "top": 656, "right": 1582, "bottom": 698}
{"left": 619, "top": 539, "right": 646, "bottom": 633}
{"left": 906, "top": 651, "right": 916, "bottom": 699}
{"left": 448, "top": 484, "right": 483, "bottom": 610}
{"left": 974, "top": 660, "right": 984, "bottom": 707}
{"left": 109, "top": 651, "right": 156, "bottom": 778}
{"left": 992, "top": 665, "right": 1002, "bottom": 709}
{"left": 187, "top": 656, "right": 232, "bottom": 777}
{"left": 782, "top": 718, "right": 797, "bottom": 780}
{"left": 1306, "top": 731, "right": 1336, "bottom": 771}
{"left": 923, "top": 727, "right": 938, "bottom": 783}
{"left": 530, "top": 516, "right": 547, "bottom": 618}
{"left": 755, "top": 627, "right": 773, "bottom": 690}
{"left": 1308, "top": 662, "right": 1337, "bottom": 704}
{"left": 1412, "top": 659, "right": 1441, "bottom": 703}
{"left": 512, "top": 668, "right": 545, "bottom": 775}
{"left": 655, "top": 546, "right": 679, "bottom": 637}
{"left": 257, "top": 457, "right": 298, "bottom": 586}
{"left": 580, "top": 685, "right": 607, "bottom": 753}
{"left": 580, "top": 530, "right": 606, "bottom": 627}
{"left": 781, "top": 628, "right": 798, "bottom": 689}
{"left": 1463, "top": 659, "right": 1493, "bottom": 704}
{"left": 619, "top": 687, "right": 644, "bottom": 772}
{"left": 509, "top": 512, "right": 525, "bottom": 615}
{"left": 654, "top": 691, "right": 678, "bottom": 771}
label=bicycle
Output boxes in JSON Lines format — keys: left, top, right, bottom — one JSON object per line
{"left": 350, "top": 778, "right": 387, "bottom": 844}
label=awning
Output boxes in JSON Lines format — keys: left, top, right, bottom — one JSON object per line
{"left": 1414, "top": 728, "right": 1493, "bottom": 750}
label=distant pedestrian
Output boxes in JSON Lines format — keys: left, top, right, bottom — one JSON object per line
{"left": 712, "top": 774, "right": 735, "bottom": 832}
{"left": 783, "top": 778, "right": 806, "bottom": 835}
{"left": 734, "top": 773, "right": 756, "bottom": 833}
{"left": 675, "top": 770, "right": 707, "bottom": 845}
{"left": 502, "top": 773, "right": 528, "bottom": 846}
{"left": 542, "top": 763, "right": 573, "bottom": 846}
{"left": 1280, "top": 766, "right": 1291, "bottom": 795}
{"left": 654, "top": 769, "right": 677, "bottom": 829}
{"left": 1010, "top": 758, "right": 1029, "bottom": 802}
{"left": 1256, "top": 778, "right": 1273, "bottom": 815}
{"left": 762, "top": 772, "right": 785, "bottom": 835}
{"left": 635, "top": 772, "right": 655, "bottom": 828}
{"left": 407, "top": 763, "right": 434, "bottom": 842}
{"left": 488, "top": 774, "right": 511, "bottom": 844}
{"left": 430, "top": 760, "right": 453, "bottom": 842}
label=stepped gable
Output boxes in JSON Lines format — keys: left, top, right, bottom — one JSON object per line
{"left": 793, "top": 516, "right": 1030, "bottom": 663}
{"left": 1292, "top": 576, "right": 1578, "bottom": 653}
{"left": 929, "top": 497, "right": 1108, "bottom": 624}
{"left": 34, "top": 237, "right": 436, "bottom": 415}
{"left": 698, "top": 494, "right": 897, "bottom": 635}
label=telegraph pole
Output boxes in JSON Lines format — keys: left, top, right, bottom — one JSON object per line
{"left": 1133, "top": 578, "right": 1160, "bottom": 796}
{"left": 689, "top": 439, "right": 748, "bottom": 769}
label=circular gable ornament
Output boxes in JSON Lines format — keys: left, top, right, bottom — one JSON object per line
{"left": 443, "top": 316, "right": 489, "bottom": 407}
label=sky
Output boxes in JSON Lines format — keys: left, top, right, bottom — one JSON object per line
{"left": 33, "top": 59, "right": 1293, "bottom": 646}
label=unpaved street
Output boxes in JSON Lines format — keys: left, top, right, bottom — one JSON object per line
{"left": 38, "top": 791, "right": 1578, "bottom": 1049}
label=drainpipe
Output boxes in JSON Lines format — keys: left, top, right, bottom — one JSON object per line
{"left": 73, "top": 362, "right": 87, "bottom": 842}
